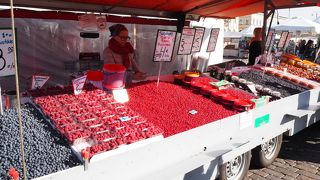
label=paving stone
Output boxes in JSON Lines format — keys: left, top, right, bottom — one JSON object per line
{"left": 272, "top": 161, "right": 299, "bottom": 172}
{"left": 296, "top": 170, "right": 320, "bottom": 180}
{"left": 274, "top": 159, "right": 286, "bottom": 164}
{"left": 285, "top": 160, "right": 297, "bottom": 167}
{"left": 296, "top": 175, "right": 315, "bottom": 180}
{"left": 295, "top": 164, "right": 319, "bottom": 174}
{"left": 250, "top": 174, "right": 267, "bottom": 180}
{"left": 265, "top": 175, "right": 282, "bottom": 180}
{"left": 282, "top": 175, "right": 295, "bottom": 180}
{"left": 267, "top": 165, "right": 276, "bottom": 170}
{"left": 262, "top": 169, "right": 285, "bottom": 178}
{"left": 272, "top": 166, "right": 299, "bottom": 178}
{"left": 250, "top": 170, "right": 269, "bottom": 177}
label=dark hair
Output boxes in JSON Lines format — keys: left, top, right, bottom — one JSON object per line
{"left": 109, "top": 24, "right": 128, "bottom": 37}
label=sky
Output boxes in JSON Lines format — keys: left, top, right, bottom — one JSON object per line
{"left": 278, "top": 7, "right": 320, "bottom": 21}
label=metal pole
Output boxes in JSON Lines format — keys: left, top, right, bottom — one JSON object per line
{"left": 157, "top": 62, "right": 162, "bottom": 87}
{"left": 9, "top": 1, "right": 27, "bottom": 180}
{"left": 262, "top": 0, "right": 268, "bottom": 54}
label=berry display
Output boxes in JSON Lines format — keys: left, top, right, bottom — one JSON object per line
{"left": 0, "top": 104, "right": 81, "bottom": 179}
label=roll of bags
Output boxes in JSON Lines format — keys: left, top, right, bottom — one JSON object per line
{"left": 103, "top": 64, "right": 126, "bottom": 90}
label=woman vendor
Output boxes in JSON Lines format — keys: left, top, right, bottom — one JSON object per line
{"left": 103, "top": 24, "right": 146, "bottom": 84}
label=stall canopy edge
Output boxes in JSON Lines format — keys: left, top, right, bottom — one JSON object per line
{"left": 0, "top": 0, "right": 318, "bottom": 19}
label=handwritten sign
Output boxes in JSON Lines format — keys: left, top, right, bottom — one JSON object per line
{"left": 284, "top": 32, "right": 293, "bottom": 49}
{"left": 96, "top": 15, "right": 107, "bottom": 30}
{"left": 265, "top": 30, "right": 275, "bottom": 49}
{"left": 207, "top": 28, "right": 220, "bottom": 52}
{"left": 178, "top": 28, "right": 196, "bottom": 55}
{"left": 0, "top": 29, "right": 15, "bottom": 77}
{"left": 153, "top": 30, "right": 177, "bottom": 62}
{"left": 72, "top": 75, "right": 87, "bottom": 95}
{"left": 277, "top": 31, "right": 289, "bottom": 48}
{"left": 31, "top": 75, "right": 50, "bottom": 90}
{"left": 268, "top": 33, "right": 276, "bottom": 53}
{"left": 192, "top": 27, "right": 205, "bottom": 52}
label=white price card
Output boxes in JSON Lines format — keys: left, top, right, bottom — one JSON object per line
{"left": 153, "top": 30, "right": 177, "bottom": 62}
{"left": 277, "top": 31, "right": 289, "bottom": 48}
{"left": 72, "top": 75, "right": 87, "bottom": 95}
{"left": 0, "top": 29, "right": 16, "bottom": 77}
{"left": 207, "top": 28, "right": 220, "bottom": 52}
{"left": 178, "top": 28, "right": 196, "bottom": 55}
{"left": 192, "top": 27, "right": 205, "bottom": 52}
{"left": 239, "top": 110, "right": 253, "bottom": 130}
{"left": 31, "top": 75, "right": 50, "bottom": 90}
{"left": 113, "top": 89, "right": 129, "bottom": 103}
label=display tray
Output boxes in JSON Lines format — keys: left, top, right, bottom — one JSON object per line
{"left": 71, "top": 135, "right": 163, "bottom": 163}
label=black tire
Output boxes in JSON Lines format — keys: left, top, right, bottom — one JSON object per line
{"left": 252, "top": 134, "right": 283, "bottom": 168}
{"left": 219, "top": 151, "right": 251, "bottom": 180}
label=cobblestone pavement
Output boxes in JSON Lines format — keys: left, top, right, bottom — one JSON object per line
{"left": 246, "top": 121, "right": 320, "bottom": 180}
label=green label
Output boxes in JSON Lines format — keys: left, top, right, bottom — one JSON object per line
{"left": 254, "top": 114, "right": 270, "bottom": 128}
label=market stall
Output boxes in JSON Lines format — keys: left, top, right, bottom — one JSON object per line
{"left": 0, "top": 1, "right": 320, "bottom": 180}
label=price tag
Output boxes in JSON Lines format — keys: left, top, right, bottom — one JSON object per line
{"left": 277, "top": 31, "right": 289, "bottom": 48}
{"left": 265, "top": 30, "right": 274, "bottom": 49}
{"left": 72, "top": 75, "right": 87, "bottom": 95}
{"left": 112, "top": 89, "right": 129, "bottom": 103}
{"left": 31, "top": 75, "right": 50, "bottom": 90}
{"left": 0, "top": 29, "right": 16, "bottom": 77}
{"left": 207, "top": 28, "right": 220, "bottom": 52}
{"left": 191, "top": 27, "right": 205, "bottom": 52}
{"left": 239, "top": 110, "right": 253, "bottom": 130}
{"left": 96, "top": 15, "right": 107, "bottom": 30}
{"left": 153, "top": 30, "right": 177, "bottom": 62}
{"left": 178, "top": 28, "right": 196, "bottom": 55}
{"left": 189, "top": 110, "right": 198, "bottom": 115}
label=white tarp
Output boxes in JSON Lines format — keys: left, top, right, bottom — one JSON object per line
{"left": 0, "top": 18, "right": 180, "bottom": 90}
{"left": 273, "top": 16, "right": 320, "bottom": 34}
{"left": 314, "top": 16, "right": 320, "bottom": 24}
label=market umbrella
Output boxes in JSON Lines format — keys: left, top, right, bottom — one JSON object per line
{"left": 273, "top": 16, "right": 320, "bottom": 35}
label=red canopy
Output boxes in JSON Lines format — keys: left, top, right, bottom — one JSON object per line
{"left": 0, "top": 0, "right": 318, "bottom": 18}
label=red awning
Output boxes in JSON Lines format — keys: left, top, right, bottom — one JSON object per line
{"left": 0, "top": 0, "right": 318, "bottom": 19}
{"left": 52, "top": 0, "right": 319, "bottom": 18}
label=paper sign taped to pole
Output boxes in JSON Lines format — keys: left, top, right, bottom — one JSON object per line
{"left": 0, "top": 29, "right": 16, "bottom": 77}
{"left": 72, "top": 75, "right": 87, "bottom": 95}
{"left": 31, "top": 75, "right": 50, "bottom": 90}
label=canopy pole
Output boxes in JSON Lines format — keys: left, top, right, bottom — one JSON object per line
{"left": 262, "top": 0, "right": 268, "bottom": 54}
{"left": 9, "top": 1, "right": 27, "bottom": 180}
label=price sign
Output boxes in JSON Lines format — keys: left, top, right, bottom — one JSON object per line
{"left": 72, "top": 75, "right": 87, "bottom": 95}
{"left": 268, "top": 33, "right": 276, "bottom": 53}
{"left": 177, "top": 28, "right": 196, "bottom": 55}
{"left": 31, "top": 75, "right": 50, "bottom": 90}
{"left": 277, "top": 31, "right": 289, "bottom": 48}
{"left": 284, "top": 32, "right": 293, "bottom": 49}
{"left": 153, "top": 30, "right": 177, "bottom": 62}
{"left": 0, "top": 28, "right": 16, "bottom": 77}
{"left": 207, "top": 28, "right": 220, "bottom": 52}
{"left": 265, "top": 30, "right": 275, "bottom": 49}
{"left": 192, "top": 27, "right": 205, "bottom": 52}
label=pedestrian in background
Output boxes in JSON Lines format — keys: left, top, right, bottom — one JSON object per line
{"left": 298, "top": 39, "right": 306, "bottom": 59}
